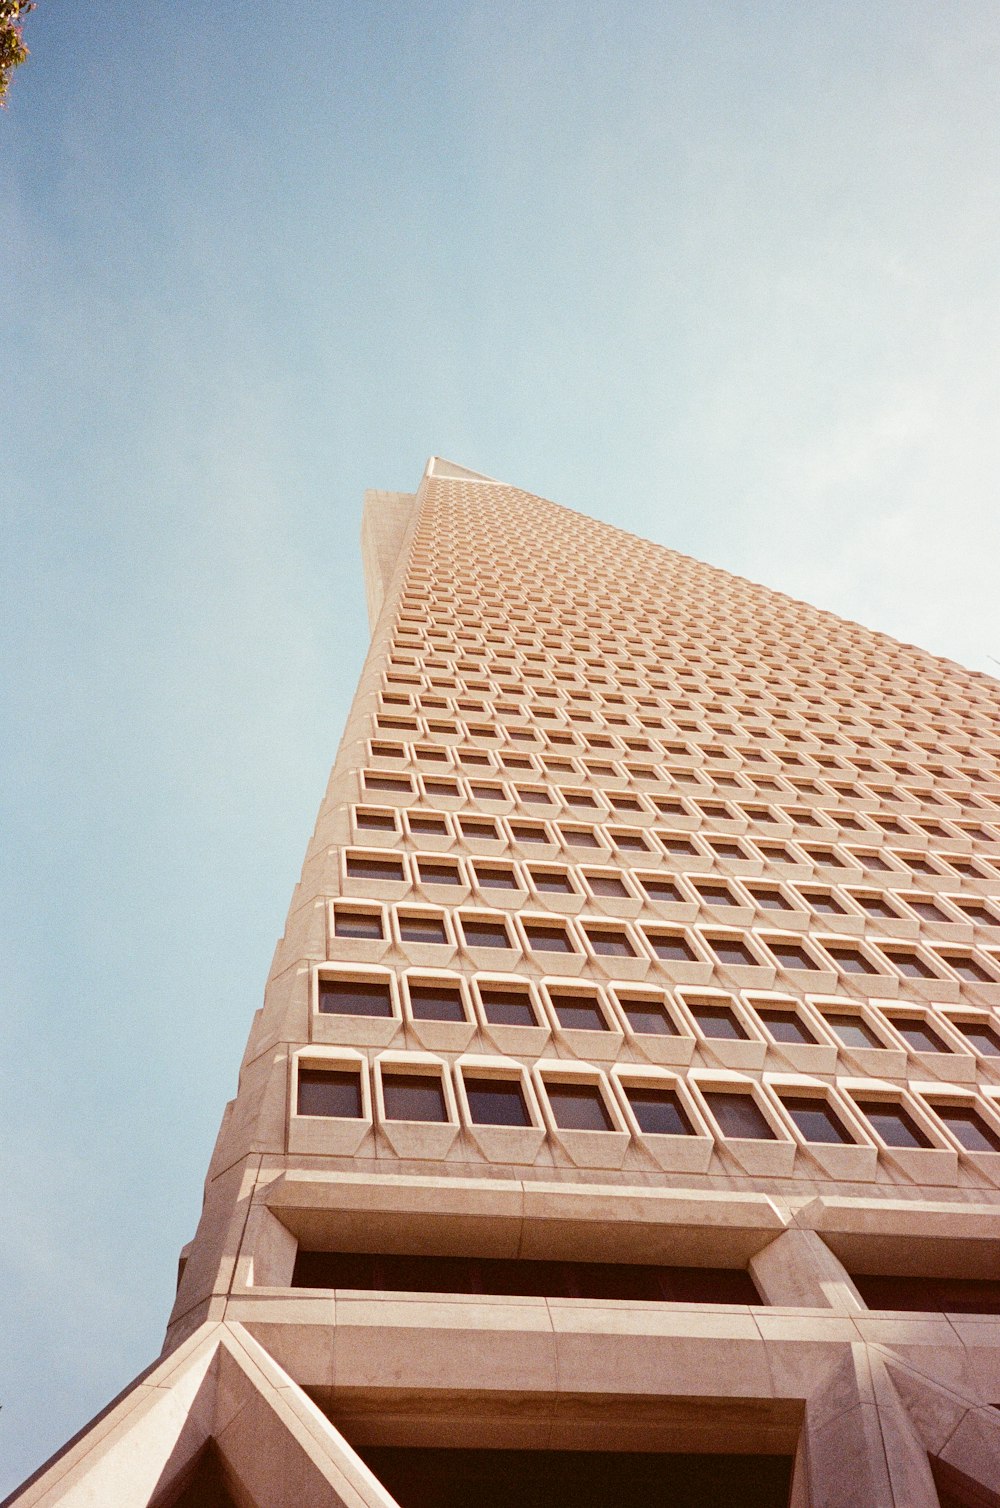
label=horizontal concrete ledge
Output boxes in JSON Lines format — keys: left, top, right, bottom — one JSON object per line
{"left": 309, "top": 1386, "right": 805, "bottom": 1455}
{"left": 264, "top": 1170, "right": 788, "bottom": 1266}
{"left": 800, "top": 1195, "right": 1000, "bottom": 1278}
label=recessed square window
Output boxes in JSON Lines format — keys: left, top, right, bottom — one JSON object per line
{"left": 645, "top": 931, "right": 698, "bottom": 962}
{"left": 853, "top": 1098, "right": 932, "bottom": 1149}
{"left": 882, "top": 949, "right": 939, "bottom": 980}
{"left": 355, "top": 810, "right": 398, "bottom": 832}
{"left": 626, "top": 1086, "right": 695, "bottom": 1136}
{"left": 545, "top": 1080, "right": 614, "bottom": 1131}
{"left": 510, "top": 822, "right": 549, "bottom": 844}
{"left": 800, "top": 890, "right": 847, "bottom": 915}
{"left": 940, "top": 953, "right": 997, "bottom": 984}
{"left": 755, "top": 1007, "right": 816, "bottom": 1046}
{"left": 952, "top": 901, "right": 998, "bottom": 925}
{"left": 461, "top": 917, "right": 513, "bottom": 950}
{"left": 823, "top": 1013, "right": 886, "bottom": 1050}
{"left": 584, "top": 926, "right": 637, "bottom": 957}
{"left": 825, "top": 945, "right": 879, "bottom": 975}
{"left": 524, "top": 923, "right": 576, "bottom": 953}
{"left": 407, "top": 814, "right": 449, "bottom": 835}
{"left": 696, "top": 883, "right": 740, "bottom": 908}
{"left": 617, "top": 996, "right": 677, "bottom": 1036}
{"left": 478, "top": 986, "right": 538, "bottom": 1028}
{"left": 319, "top": 978, "right": 393, "bottom": 1018}
{"left": 550, "top": 993, "right": 610, "bottom": 1032}
{"left": 851, "top": 894, "right": 898, "bottom": 920}
{"left": 381, "top": 1072, "right": 448, "bottom": 1123}
{"left": 687, "top": 1002, "right": 748, "bottom": 1041}
{"left": 463, "top": 1076, "right": 531, "bottom": 1127}
{"left": 334, "top": 909, "right": 383, "bottom": 940}
{"left": 613, "top": 832, "right": 649, "bottom": 852}
{"left": 931, "top": 1104, "right": 1000, "bottom": 1153}
{"left": 417, "top": 860, "right": 462, "bottom": 886}
{"left": 398, "top": 914, "right": 448, "bottom": 944}
{"left": 408, "top": 983, "right": 466, "bottom": 1022}
{"left": 890, "top": 1015, "right": 950, "bottom": 1053}
{"left": 560, "top": 826, "right": 600, "bottom": 847}
{"left": 780, "top": 1095, "right": 853, "bottom": 1145}
{"left": 297, "top": 1067, "right": 363, "bottom": 1119}
{"left": 474, "top": 864, "right": 519, "bottom": 890}
{"left": 769, "top": 942, "right": 819, "bottom": 971}
{"left": 639, "top": 877, "right": 684, "bottom": 902}
{"left": 587, "top": 874, "right": 630, "bottom": 898}
{"left": 346, "top": 855, "right": 405, "bottom": 882}
{"left": 709, "top": 938, "right": 759, "bottom": 968}
{"left": 702, "top": 1091, "right": 776, "bottom": 1140}
{"left": 530, "top": 869, "right": 574, "bottom": 894}
{"left": 461, "top": 818, "right": 501, "bottom": 840}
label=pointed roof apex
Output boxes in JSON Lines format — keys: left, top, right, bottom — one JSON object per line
{"left": 425, "top": 456, "right": 498, "bottom": 483}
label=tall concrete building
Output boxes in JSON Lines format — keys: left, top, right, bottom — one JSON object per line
{"left": 10, "top": 458, "right": 1000, "bottom": 1508}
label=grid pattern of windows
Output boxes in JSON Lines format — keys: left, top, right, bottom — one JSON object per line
{"left": 311, "top": 469, "right": 1000, "bottom": 1188}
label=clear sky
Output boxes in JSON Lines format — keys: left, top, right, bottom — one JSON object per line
{"left": 3, "top": 0, "right": 1000, "bottom": 1489}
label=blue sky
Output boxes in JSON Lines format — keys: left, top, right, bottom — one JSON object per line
{"left": 3, "top": 0, "right": 1000, "bottom": 1488}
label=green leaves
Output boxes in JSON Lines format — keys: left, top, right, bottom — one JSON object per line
{"left": 0, "top": 0, "right": 35, "bottom": 107}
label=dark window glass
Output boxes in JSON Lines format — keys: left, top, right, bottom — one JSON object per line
{"left": 409, "top": 815, "right": 448, "bottom": 835}
{"left": 891, "top": 1016, "right": 949, "bottom": 1053}
{"left": 382, "top": 1073, "right": 448, "bottom": 1123}
{"left": 408, "top": 985, "right": 466, "bottom": 1022}
{"left": 770, "top": 943, "right": 819, "bottom": 970}
{"left": 941, "top": 954, "right": 996, "bottom": 983}
{"left": 852, "top": 895, "right": 897, "bottom": 920}
{"left": 826, "top": 947, "right": 878, "bottom": 974}
{"left": 292, "top": 1251, "right": 763, "bottom": 1307}
{"left": 955, "top": 1022, "right": 1000, "bottom": 1056}
{"left": 884, "top": 950, "right": 938, "bottom": 979}
{"left": 697, "top": 885, "right": 739, "bottom": 907}
{"left": 646, "top": 932, "right": 697, "bottom": 962}
{"left": 297, "top": 1068, "right": 363, "bottom": 1119}
{"left": 530, "top": 870, "right": 575, "bottom": 893}
{"left": 398, "top": 915, "right": 447, "bottom": 943}
{"left": 781, "top": 1095, "right": 852, "bottom": 1145}
{"left": 614, "top": 833, "right": 649, "bottom": 852}
{"left": 356, "top": 810, "right": 397, "bottom": 831}
{"left": 551, "top": 995, "right": 609, "bottom": 1032}
{"left": 640, "top": 878, "right": 684, "bottom": 902}
{"left": 927, "top": 1103, "right": 1000, "bottom": 1152}
{"left": 710, "top": 939, "right": 758, "bottom": 967}
{"left": 474, "top": 866, "right": 519, "bottom": 890}
{"left": 626, "top": 1087, "right": 694, "bottom": 1136}
{"left": 525, "top": 924, "right": 575, "bottom": 953}
{"left": 703, "top": 1092, "right": 777, "bottom": 1140}
{"left": 546, "top": 1081, "right": 613, "bottom": 1131}
{"left": 464, "top": 1077, "right": 531, "bottom": 1127}
{"left": 587, "top": 875, "right": 630, "bottom": 898}
{"left": 479, "top": 987, "right": 538, "bottom": 1027}
{"left": 585, "top": 928, "right": 636, "bottom": 957}
{"left": 319, "top": 978, "right": 393, "bottom": 1018}
{"left": 825, "top": 1014, "right": 885, "bottom": 1050}
{"left": 801, "top": 891, "right": 847, "bottom": 915}
{"left": 617, "top": 997, "right": 676, "bottom": 1035}
{"left": 756, "top": 1008, "right": 815, "bottom": 1046}
{"left": 347, "top": 856, "right": 405, "bottom": 881}
{"left": 560, "top": 827, "right": 600, "bottom": 847}
{"left": 689, "top": 1003, "right": 748, "bottom": 1040}
{"left": 418, "top": 862, "right": 462, "bottom": 885}
{"left": 461, "top": 819, "right": 500, "bottom": 839}
{"left": 462, "top": 918, "right": 513, "bottom": 949}
{"left": 364, "top": 775, "right": 411, "bottom": 792}
{"left": 954, "top": 902, "right": 997, "bottom": 925}
{"left": 852, "top": 1273, "right": 1000, "bottom": 1315}
{"left": 854, "top": 1099, "right": 932, "bottom": 1149}
{"left": 334, "top": 910, "right": 383, "bottom": 940}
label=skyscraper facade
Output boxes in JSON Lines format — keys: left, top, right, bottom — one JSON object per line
{"left": 10, "top": 458, "right": 1000, "bottom": 1508}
